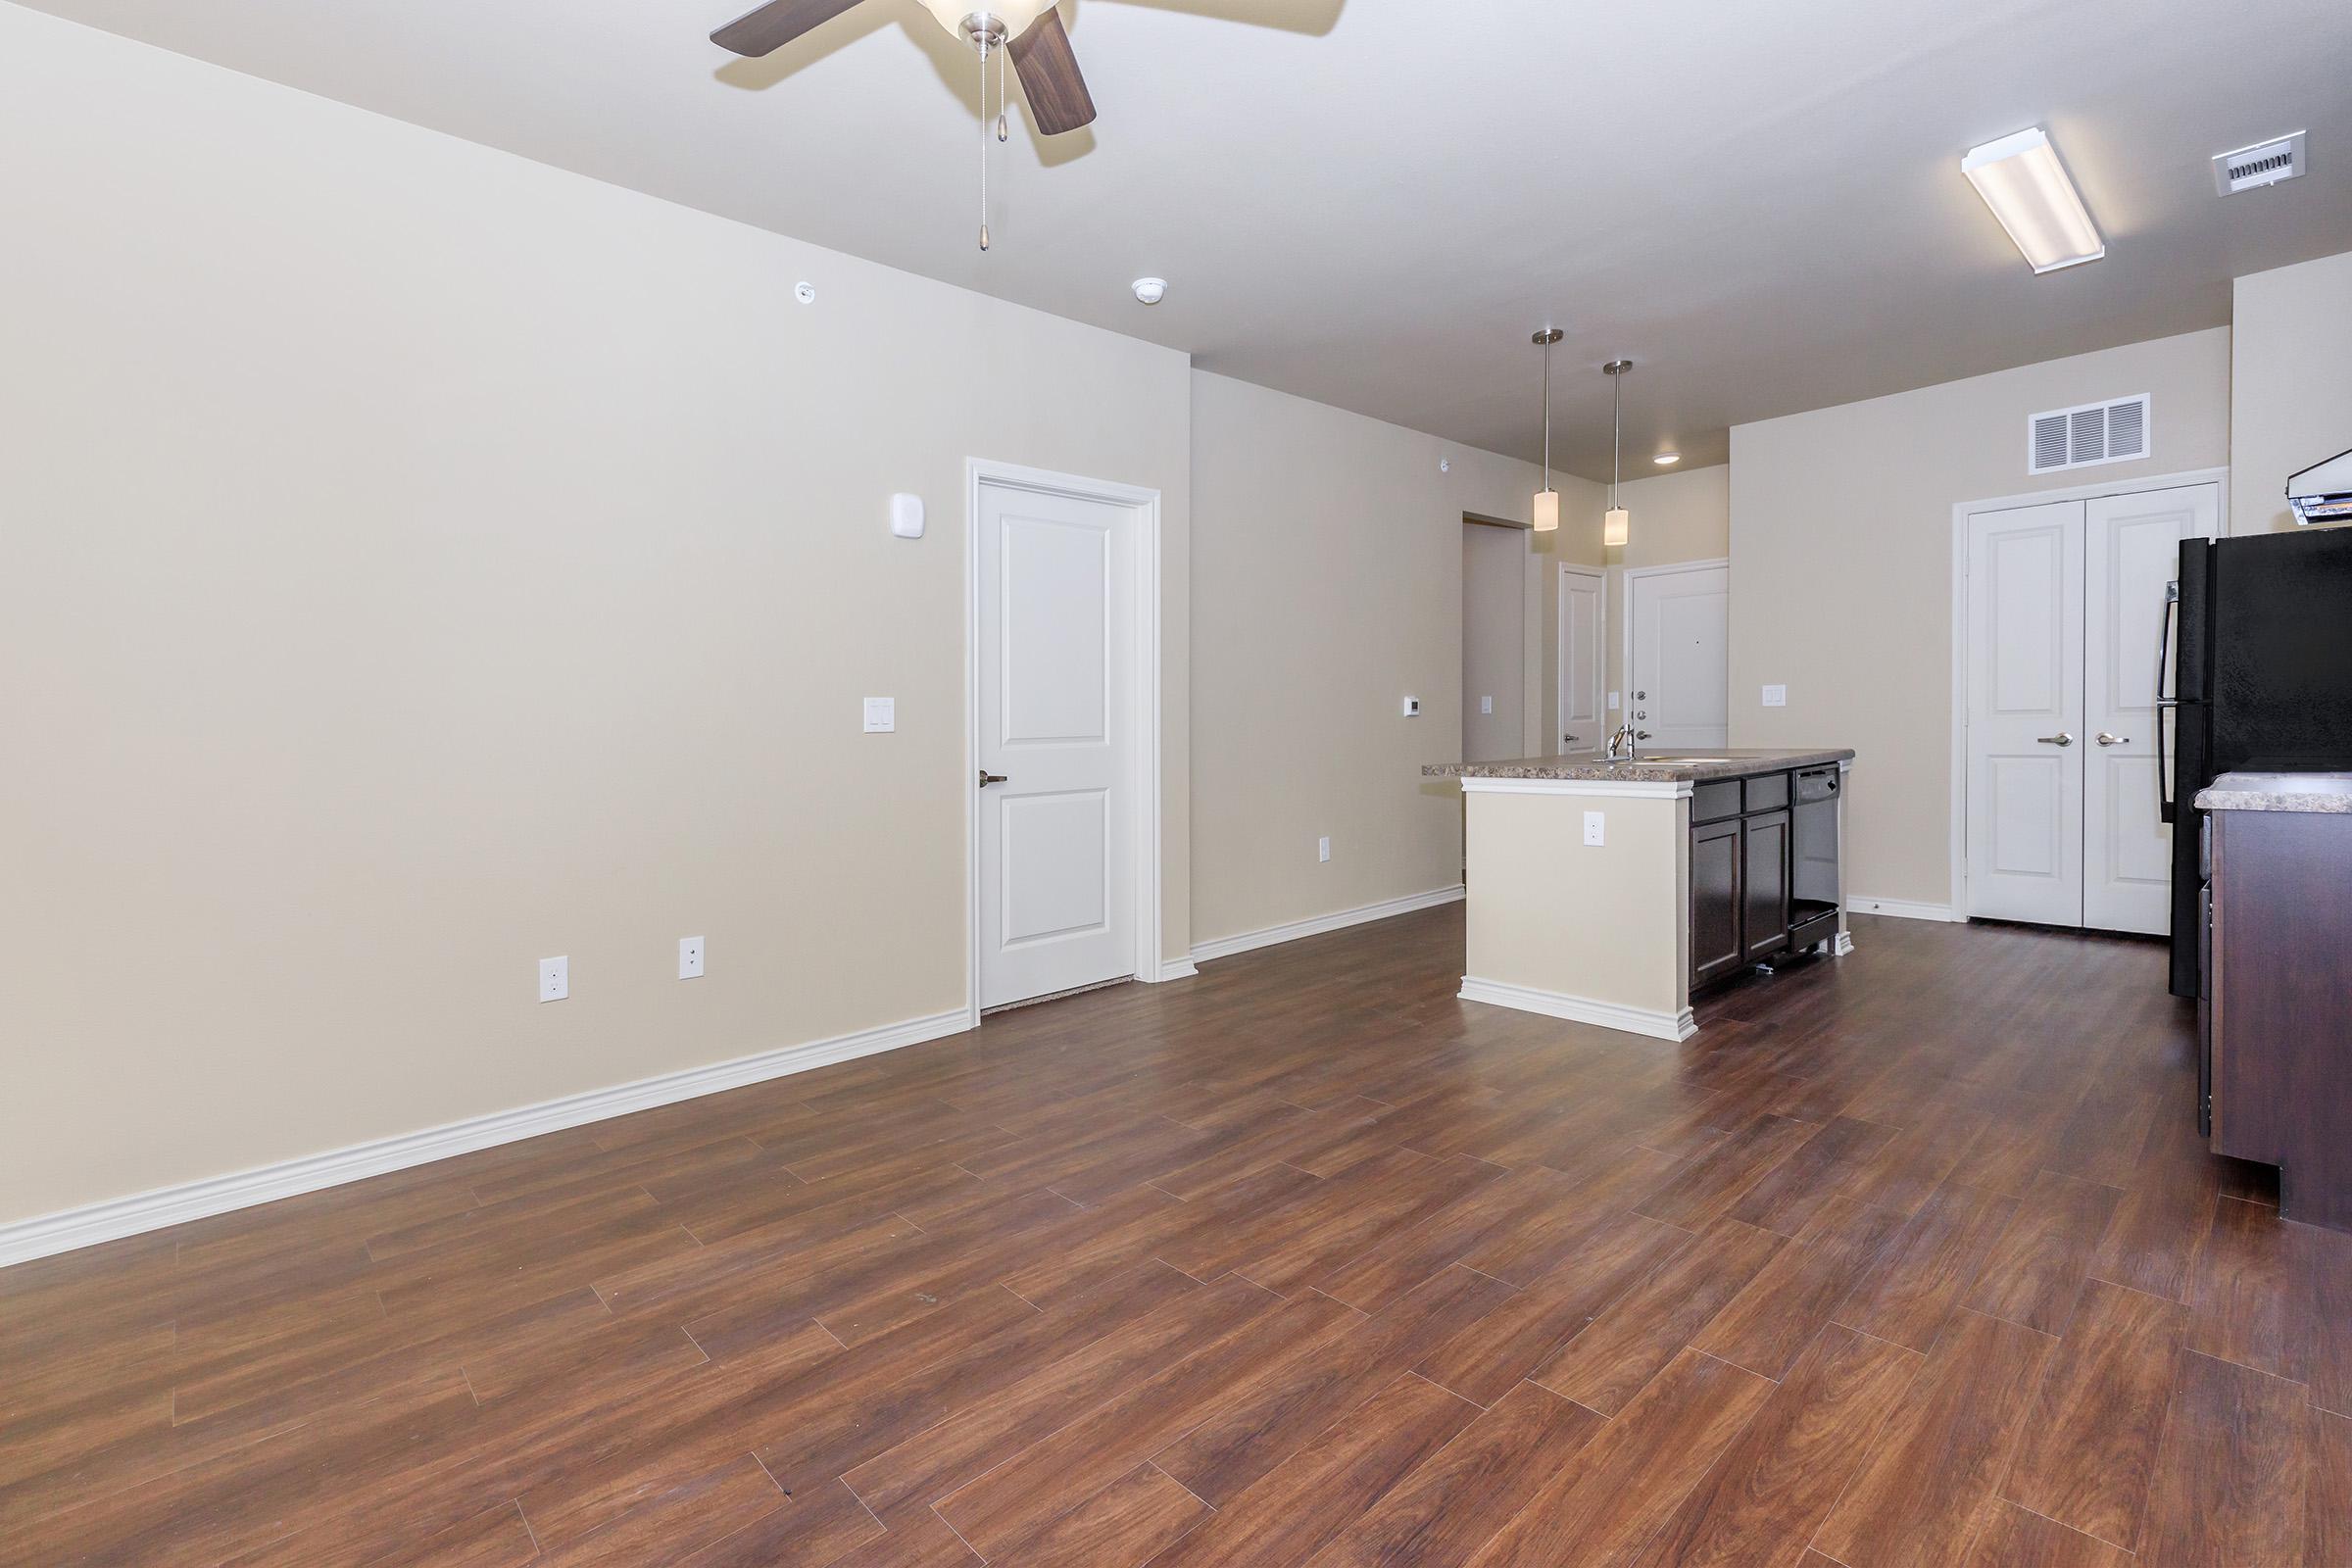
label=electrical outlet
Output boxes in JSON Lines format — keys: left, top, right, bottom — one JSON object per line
{"left": 678, "top": 936, "right": 705, "bottom": 980}
{"left": 1318, "top": 836, "right": 1332, "bottom": 863}
{"left": 1762, "top": 684, "right": 1788, "bottom": 708}
{"left": 1583, "top": 810, "right": 1605, "bottom": 847}
{"left": 539, "top": 956, "right": 568, "bottom": 1003}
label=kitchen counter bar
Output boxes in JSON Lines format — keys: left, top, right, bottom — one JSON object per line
{"left": 1425, "top": 747, "right": 1856, "bottom": 784}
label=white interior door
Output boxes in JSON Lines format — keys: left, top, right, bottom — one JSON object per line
{"left": 1966, "top": 500, "right": 2085, "bottom": 925}
{"left": 2082, "top": 483, "right": 2218, "bottom": 933}
{"left": 1627, "top": 563, "right": 1729, "bottom": 751}
{"left": 978, "top": 481, "right": 1135, "bottom": 1008}
{"left": 1558, "top": 564, "right": 1603, "bottom": 754}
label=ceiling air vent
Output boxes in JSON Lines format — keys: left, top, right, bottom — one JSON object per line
{"left": 2029, "top": 394, "right": 2151, "bottom": 475}
{"left": 2213, "top": 131, "right": 2306, "bottom": 195}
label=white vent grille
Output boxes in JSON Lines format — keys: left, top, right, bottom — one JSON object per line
{"left": 2029, "top": 394, "right": 2150, "bottom": 475}
{"left": 2213, "top": 131, "right": 2306, "bottom": 195}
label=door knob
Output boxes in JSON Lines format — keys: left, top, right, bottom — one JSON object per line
{"left": 2035, "top": 733, "right": 2075, "bottom": 747}
{"left": 2095, "top": 732, "right": 2130, "bottom": 747}
{"left": 978, "top": 770, "right": 1009, "bottom": 787}
{"left": 1563, "top": 733, "right": 1580, "bottom": 744}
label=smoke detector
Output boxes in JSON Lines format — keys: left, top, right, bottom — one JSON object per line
{"left": 1131, "top": 277, "right": 1168, "bottom": 306}
{"left": 2213, "top": 132, "right": 2306, "bottom": 195}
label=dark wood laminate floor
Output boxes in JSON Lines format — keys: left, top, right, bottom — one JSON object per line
{"left": 6, "top": 909, "right": 2348, "bottom": 1566}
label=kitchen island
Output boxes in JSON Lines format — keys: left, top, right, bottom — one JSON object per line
{"left": 1425, "top": 749, "right": 1855, "bottom": 1040}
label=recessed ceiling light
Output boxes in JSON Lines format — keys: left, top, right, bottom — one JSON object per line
{"left": 1653, "top": 452, "right": 1681, "bottom": 466}
{"left": 1961, "top": 127, "right": 2104, "bottom": 274}
{"left": 1131, "top": 277, "right": 1168, "bottom": 306}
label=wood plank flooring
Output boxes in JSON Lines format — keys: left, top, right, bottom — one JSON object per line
{"left": 4, "top": 908, "right": 2347, "bottom": 1565}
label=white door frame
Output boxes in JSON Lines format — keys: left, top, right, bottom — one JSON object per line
{"left": 1621, "top": 558, "right": 1731, "bottom": 743}
{"left": 1557, "top": 563, "right": 1605, "bottom": 754}
{"left": 1947, "top": 466, "right": 2228, "bottom": 920}
{"left": 964, "top": 457, "right": 1170, "bottom": 1021}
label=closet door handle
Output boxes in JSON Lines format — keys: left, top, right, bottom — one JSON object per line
{"left": 2096, "top": 732, "right": 2129, "bottom": 747}
{"left": 2036, "top": 733, "right": 2075, "bottom": 747}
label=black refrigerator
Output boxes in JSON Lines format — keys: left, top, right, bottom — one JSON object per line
{"left": 2166, "top": 526, "right": 2352, "bottom": 1000}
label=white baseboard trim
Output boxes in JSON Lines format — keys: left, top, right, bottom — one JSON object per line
{"left": 0, "top": 1005, "right": 975, "bottom": 1270}
{"left": 1845, "top": 896, "right": 1963, "bottom": 923}
{"left": 1151, "top": 959, "right": 1200, "bottom": 982}
{"left": 1191, "top": 884, "right": 1465, "bottom": 965}
{"left": 1456, "top": 976, "right": 1697, "bottom": 1042}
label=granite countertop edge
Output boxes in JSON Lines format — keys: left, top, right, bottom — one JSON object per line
{"left": 1425, "top": 748, "right": 1856, "bottom": 783}
{"left": 2193, "top": 788, "right": 2352, "bottom": 814}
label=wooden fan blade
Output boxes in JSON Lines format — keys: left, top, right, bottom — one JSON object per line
{"left": 1008, "top": 7, "right": 1097, "bottom": 135}
{"left": 710, "top": 0, "right": 866, "bottom": 57}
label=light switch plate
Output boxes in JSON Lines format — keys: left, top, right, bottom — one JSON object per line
{"left": 1583, "top": 810, "right": 1605, "bottom": 847}
{"left": 678, "top": 936, "right": 705, "bottom": 980}
{"left": 1607, "top": 691, "right": 1621, "bottom": 711}
{"left": 1480, "top": 695, "right": 1493, "bottom": 715}
{"left": 863, "top": 697, "right": 896, "bottom": 733}
{"left": 890, "top": 493, "right": 925, "bottom": 539}
{"left": 1318, "top": 836, "right": 1332, "bottom": 863}
{"left": 1762, "top": 684, "right": 1788, "bottom": 709}
{"left": 539, "top": 956, "right": 568, "bottom": 1003}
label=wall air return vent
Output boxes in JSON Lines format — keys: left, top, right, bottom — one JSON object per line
{"left": 2029, "top": 394, "right": 2150, "bottom": 475}
{"left": 2213, "top": 131, "right": 2306, "bottom": 195}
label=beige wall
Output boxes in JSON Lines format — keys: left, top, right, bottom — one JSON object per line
{"left": 0, "top": 10, "right": 1196, "bottom": 1224}
{"left": 1189, "top": 371, "right": 1545, "bottom": 945}
{"left": 1462, "top": 524, "right": 1527, "bottom": 763}
{"left": 1728, "top": 327, "right": 2231, "bottom": 907}
{"left": 2233, "top": 249, "right": 2352, "bottom": 534}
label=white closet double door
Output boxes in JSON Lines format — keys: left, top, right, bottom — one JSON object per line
{"left": 1965, "top": 483, "right": 2218, "bottom": 933}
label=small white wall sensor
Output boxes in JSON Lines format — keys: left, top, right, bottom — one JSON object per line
{"left": 891, "top": 494, "right": 925, "bottom": 539}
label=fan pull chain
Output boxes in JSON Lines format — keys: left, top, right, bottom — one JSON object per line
{"left": 997, "top": 36, "right": 1008, "bottom": 142}
{"left": 976, "top": 30, "right": 990, "bottom": 251}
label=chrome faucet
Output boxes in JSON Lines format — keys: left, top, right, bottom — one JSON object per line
{"left": 1606, "top": 723, "right": 1650, "bottom": 761}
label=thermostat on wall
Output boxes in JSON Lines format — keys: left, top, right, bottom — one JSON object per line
{"left": 1401, "top": 697, "right": 1422, "bottom": 717}
{"left": 890, "top": 494, "right": 925, "bottom": 539}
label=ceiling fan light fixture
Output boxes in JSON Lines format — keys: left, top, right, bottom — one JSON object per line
{"left": 921, "top": 0, "right": 1054, "bottom": 38}
{"left": 1653, "top": 452, "right": 1681, "bottom": 466}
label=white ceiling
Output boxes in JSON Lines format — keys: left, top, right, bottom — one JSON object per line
{"left": 22, "top": 0, "right": 2350, "bottom": 476}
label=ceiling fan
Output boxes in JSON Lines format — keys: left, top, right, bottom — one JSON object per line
{"left": 709, "top": 1, "right": 1105, "bottom": 251}
{"left": 713, "top": 1, "right": 1095, "bottom": 132}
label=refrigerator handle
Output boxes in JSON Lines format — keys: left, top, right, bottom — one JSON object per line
{"left": 2157, "top": 580, "right": 2179, "bottom": 824}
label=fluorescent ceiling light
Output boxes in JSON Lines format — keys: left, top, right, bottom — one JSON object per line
{"left": 1962, "top": 127, "right": 2104, "bottom": 274}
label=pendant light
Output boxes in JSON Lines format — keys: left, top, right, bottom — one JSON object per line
{"left": 1602, "top": 359, "right": 1634, "bottom": 549}
{"left": 1531, "top": 328, "right": 1563, "bottom": 532}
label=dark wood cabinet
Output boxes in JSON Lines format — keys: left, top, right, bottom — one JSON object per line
{"left": 1741, "top": 808, "right": 1791, "bottom": 962}
{"left": 1690, "top": 816, "right": 1744, "bottom": 989}
{"left": 1689, "top": 770, "right": 1817, "bottom": 995}
{"left": 2208, "top": 808, "right": 2352, "bottom": 1232}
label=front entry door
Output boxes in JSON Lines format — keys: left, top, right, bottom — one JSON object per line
{"left": 1967, "top": 500, "right": 2086, "bottom": 926}
{"left": 2082, "top": 484, "right": 2219, "bottom": 933}
{"left": 1627, "top": 563, "right": 1730, "bottom": 751}
{"left": 977, "top": 480, "right": 1136, "bottom": 1008}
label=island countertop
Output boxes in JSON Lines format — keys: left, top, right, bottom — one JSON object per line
{"left": 1424, "top": 747, "right": 1855, "bottom": 784}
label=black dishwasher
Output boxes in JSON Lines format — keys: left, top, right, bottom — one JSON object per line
{"left": 1788, "top": 765, "right": 1842, "bottom": 953}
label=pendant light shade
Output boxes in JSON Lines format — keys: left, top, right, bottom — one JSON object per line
{"left": 1603, "top": 359, "right": 1634, "bottom": 550}
{"left": 1531, "top": 328, "right": 1563, "bottom": 532}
